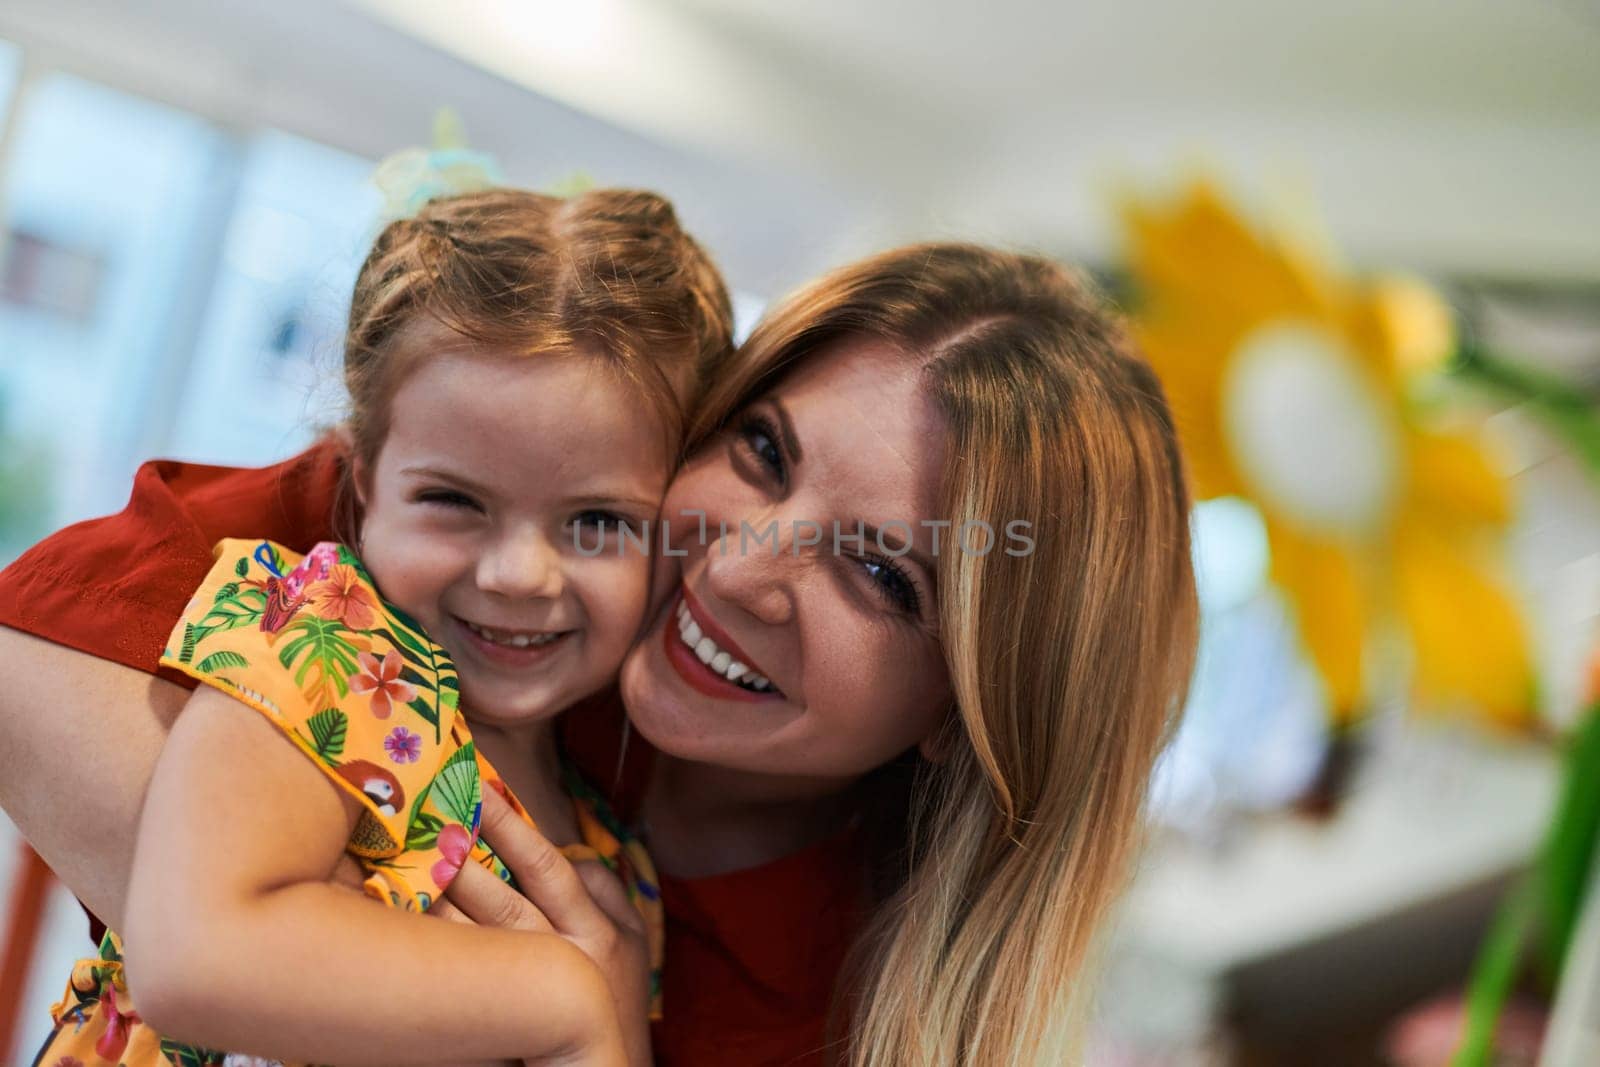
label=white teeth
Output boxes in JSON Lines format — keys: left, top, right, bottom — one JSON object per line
{"left": 466, "top": 620, "right": 561, "bottom": 648}
{"left": 675, "top": 598, "right": 776, "bottom": 695}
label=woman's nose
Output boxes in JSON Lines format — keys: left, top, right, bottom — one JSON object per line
{"left": 476, "top": 530, "right": 564, "bottom": 601}
{"left": 701, "top": 517, "right": 797, "bottom": 627}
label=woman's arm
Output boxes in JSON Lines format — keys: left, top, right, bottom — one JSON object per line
{"left": 0, "top": 626, "right": 184, "bottom": 932}
{"left": 122, "top": 685, "right": 627, "bottom": 1067}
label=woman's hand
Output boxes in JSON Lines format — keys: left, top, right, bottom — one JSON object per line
{"left": 439, "top": 788, "right": 653, "bottom": 1067}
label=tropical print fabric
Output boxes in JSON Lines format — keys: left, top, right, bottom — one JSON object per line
{"left": 35, "top": 539, "right": 662, "bottom": 1067}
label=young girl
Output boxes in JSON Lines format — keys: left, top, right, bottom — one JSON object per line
{"left": 35, "top": 174, "right": 733, "bottom": 1066}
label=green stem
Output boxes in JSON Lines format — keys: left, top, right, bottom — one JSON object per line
{"left": 1451, "top": 876, "right": 1538, "bottom": 1067}
{"left": 1451, "top": 344, "right": 1600, "bottom": 477}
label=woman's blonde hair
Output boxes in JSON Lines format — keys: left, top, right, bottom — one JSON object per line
{"left": 343, "top": 186, "right": 733, "bottom": 474}
{"left": 692, "top": 243, "right": 1198, "bottom": 1064}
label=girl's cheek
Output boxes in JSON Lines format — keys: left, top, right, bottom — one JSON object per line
{"left": 582, "top": 556, "right": 653, "bottom": 634}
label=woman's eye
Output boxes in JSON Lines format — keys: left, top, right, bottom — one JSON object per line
{"left": 860, "top": 555, "right": 923, "bottom": 615}
{"left": 738, "top": 414, "right": 786, "bottom": 483}
{"left": 417, "top": 489, "right": 482, "bottom": 512}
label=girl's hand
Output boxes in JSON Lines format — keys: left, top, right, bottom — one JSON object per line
{"left": 439, "top": 788, "right": 652, "bottom": 1067}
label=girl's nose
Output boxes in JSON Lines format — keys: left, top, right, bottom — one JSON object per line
{"left": 476, "top": 530, "right": 564, "bottom": 601}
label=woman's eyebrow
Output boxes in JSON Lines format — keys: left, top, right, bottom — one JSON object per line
{"left": 770, "top": 398, "right": 804, "bottom": 463}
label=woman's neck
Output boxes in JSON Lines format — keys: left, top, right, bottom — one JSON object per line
{"left": 640, "top": 755, "right": 863, "bottom": 879}
{"left": 469, "top": 718, "right": 581, "bottom": 848}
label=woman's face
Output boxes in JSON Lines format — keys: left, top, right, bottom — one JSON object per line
{"left": 621, "top": 336, "right": 954, "bottom": 782}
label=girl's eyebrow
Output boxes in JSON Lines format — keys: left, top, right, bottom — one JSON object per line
{"left": 563, "top": 492, "right": 661, "bottom": 512}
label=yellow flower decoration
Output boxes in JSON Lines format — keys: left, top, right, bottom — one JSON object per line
{"left": 1121, "top": 180, "right": 1532, "bottom": 729}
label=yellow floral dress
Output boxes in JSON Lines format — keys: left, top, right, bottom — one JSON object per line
{"left": 35, "top": 539, "right": 662, "bottom": 1067}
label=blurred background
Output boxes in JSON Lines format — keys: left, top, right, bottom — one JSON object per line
{"left": 0, "top": 1, "right": 1596, "bottom": 1064}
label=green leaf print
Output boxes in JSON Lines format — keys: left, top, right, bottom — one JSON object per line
{"left": 407, "top": 777, "right": 433, "bottom": 828}
{"left": 198, "top": 585, "right": 268, "bottom": 633}
{"left": 234, "top": 555, "right": 250, "bottom": 578}
{"left": 277, "top": 615, "right": 361, "bottom": 704}
{"left": 407, "top": 693, "right": 441, "bottom": 735}
{"left": 432, "top": 742, "right": 481, "bottom": 826}
{"left": 179, "top": 622, "right": 200, "bottom": 664}
{"left": 406, "top": 811, "right": 445, "bottom": 850}
{"left": 159, "top": 1036, "right": 227, "bottom": 1066}
{"left": 196, "top": 650, "right": 249, "bottom": 673}
{"left": 305, "top": 707, "right": 349, "bottom": 761}
{"left": 382, "top": 620, "right": 431, "bottom": 660}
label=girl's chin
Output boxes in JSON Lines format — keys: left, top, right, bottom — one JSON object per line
{"left": 453, "top": 677, "right": 572, "bottom": 730}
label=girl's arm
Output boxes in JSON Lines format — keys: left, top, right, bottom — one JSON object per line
{"left": 122, "top": 685, "right": 627, "bottom": 1067}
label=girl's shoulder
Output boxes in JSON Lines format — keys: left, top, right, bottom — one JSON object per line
{"left": 159, "top": 538, "right": 462, "bottom": 857}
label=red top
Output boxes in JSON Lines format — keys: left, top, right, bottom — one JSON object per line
{"left": 0, "top": 440, "right": 863, "bottom": 1067}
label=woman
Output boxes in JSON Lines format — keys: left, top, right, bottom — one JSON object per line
{"left": 0, "top": 243, "right": 1197, "bottom": 1065}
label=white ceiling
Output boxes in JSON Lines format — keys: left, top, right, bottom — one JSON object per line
{"left": 3, "top": 0, "right": 1598, "bottom": 294}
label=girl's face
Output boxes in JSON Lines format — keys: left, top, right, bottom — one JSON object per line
{"left": 359, "top": 331, "right": 672, "bottom": 730}
{"left": 620, "top": 336, "right": 954, "bottom": 783}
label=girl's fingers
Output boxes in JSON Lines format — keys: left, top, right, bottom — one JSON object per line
{"left": 427, "top": 894, "right": 476, "bottom": 925}
{"left": 476, "top": 786, "right": 607, "bottom": 938}
{"left": 443, "top": 858, "right": 554, "bottom": 934}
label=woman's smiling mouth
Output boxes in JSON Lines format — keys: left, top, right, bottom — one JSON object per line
{"left": 664, "top": 587, "right": 785, "bottom": 701}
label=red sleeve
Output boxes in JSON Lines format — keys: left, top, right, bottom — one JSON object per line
{"left": 0, "top": 439, "right": 346, "bottom": 687}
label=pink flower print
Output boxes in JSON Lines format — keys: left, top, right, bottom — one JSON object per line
{"left": 95, "top": 985, "right": 141, "bottom": 1062}
{"left": 280, "top": 541, "right": 339, "bottom": 599}
{"left": 349, "top": 650, "right": 417, "bottom": 719}
{"left": 431, "top": 822, "right": 475, "bottom": 888}
{"left": 52, "top": 1058, "right": 85, "bottom": 1067}
{"left": 384, "top": 726, "right": 422, "bottom": 764}
{"left": 280, "top": 559, "right": 310, "bottom": 599}
{"left": 307, "top": 541, "right": 341, "bottom": 580}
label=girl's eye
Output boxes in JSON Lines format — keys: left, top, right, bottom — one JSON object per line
{"left": 738, "top": 413, "right": 786, "bottom": 485}
{"left": 860, "top": 554, "right": 923, "bottom": 615}
{"left": 573, "top": 509, "right": 639, "bottom": 534}
{"left": 417, "top": 489, "right": 482, "bottom": 512}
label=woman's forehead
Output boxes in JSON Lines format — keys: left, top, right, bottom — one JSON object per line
{"left": 771, "top": 336, "right": 947, "bottom": 533}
